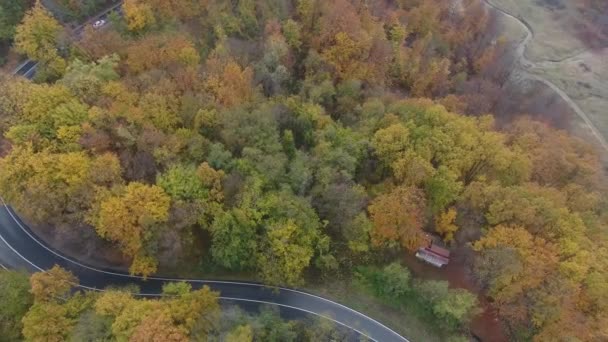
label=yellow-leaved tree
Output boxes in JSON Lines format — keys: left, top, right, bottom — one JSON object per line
{"left": 123, "top": 0, "right": 155, "bottom": 32}
{"left": 435, "top": 208, "right": 459, "bottom": 243}
{"left": 14, "top": 1, "right": 66, "bottom": 76}
{"left": 368, "top": 186, "right": 427, "bottom": 252}
{"left": 88, "top": 182, "right": 171, "bottom": 277}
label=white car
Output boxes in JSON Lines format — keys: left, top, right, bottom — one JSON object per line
{"left": 92, "top": 19, "right": 106, "bottom": 29}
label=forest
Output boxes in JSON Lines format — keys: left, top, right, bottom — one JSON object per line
{"left": 0, "top": 0, "right": 607, "bottom": 341}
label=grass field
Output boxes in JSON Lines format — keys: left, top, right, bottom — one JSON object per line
{"left": 489, "top": 0, "right": 588, "bottom": 61}
{"left": 490, "top": 0, "right": 608, "bottom": 153}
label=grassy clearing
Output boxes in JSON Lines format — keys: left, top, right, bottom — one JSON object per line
{"left": 491, "top": 0, "right": 608, "bottom": 151}
{"left": 308, "top": 279, "right": 446, "bottom": 342}
{"left": 532, "top": 50, "right": 608, "bottom": 140}
{"left": 489, "top": 0, "right": 587, "bottom": 61}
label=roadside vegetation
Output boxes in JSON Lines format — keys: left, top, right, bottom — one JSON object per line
{"left": 1, "top": 267, "right": 356, "bottom": 341}
{"left": 0, "top": 0, "right": 607, "bottom": 341}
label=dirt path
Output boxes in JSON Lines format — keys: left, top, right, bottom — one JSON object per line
{"left": 483, "top": 0, "right": 608, "bottom": 152}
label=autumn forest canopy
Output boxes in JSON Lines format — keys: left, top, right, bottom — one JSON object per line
{"left": 1, "top": 0, "right": 608, "bottom": 341}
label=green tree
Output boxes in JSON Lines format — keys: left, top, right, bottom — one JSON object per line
{"left": 282, "top": 19, "right": 301, "bottom": 50}
{"left": 380, "top": 263, "right": 412, "bottom": 298}
{"left": 210, "top": 208, "right": 259, "bottom": 270}
{"left": 157, "top": 165, "right": 209, "bottom": 202}
{"left": 226, "top": 324, "right": 253, "bottom": 342}
{"left": 0, "top": 270, "right": 33, "bottom": 340}
{"left": 256, "top": 189, "right": 331, "bottom": 286}
{"left": 305, "top": 317, "right": 350, "bottom": 341}
{"left": 256, "top": 306, "right": 299, "bottom": 341}
{"left": 425, "top": 166, "right": 463, "bottom": 213}
{"left": 237, "top": 0, "right": 259, "bottom": 38}
{"left": 0, "top": 0, "right": 33, "bottom": 42}
{"left": 413, "top": 280, "right": 479, "bottom": 331}
{"left": 68, "top": 311, "right": 113, "bottom": 342}
{"left": 59, "top": 55, "right": 120, "bottom": 104}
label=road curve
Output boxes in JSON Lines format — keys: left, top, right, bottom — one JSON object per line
{"left": 483, "top": 0, "right": 608, "bottom": 152}
{"left": 0, "top": 200, "right": 408, "bottom": 342}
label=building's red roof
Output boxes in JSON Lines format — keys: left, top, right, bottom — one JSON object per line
{"left": 427, "top": 244, "right": 450, "bottom": 258}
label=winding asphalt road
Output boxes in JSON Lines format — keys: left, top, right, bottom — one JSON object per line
{"left": 0, "top": 199, "right": 408, "bottom": 342}
{"left": 483, "top": 0, "right": 608, "bottom": 152}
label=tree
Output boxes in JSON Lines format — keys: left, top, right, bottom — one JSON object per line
{"left": 414, "top": 280, "right": 479, "bottom": 331}
{"left": 256, "top": 305, "right": 299, "bottom": 341}
{"left": 53, "top": 0, "right": 107, "bottom": 20}
{"left": 94, "top": 285, "right": 219, "bottom": 340}
{"left": 257, "top": 219, "right": 315, "bottom": 286}
{"left": 435, "top": 208, "right": 458, "bottom": 243}
{"left": 157, "top": 164, "right": 209, "bottom": 202}
{"left": 237, "top": 0, "right": 259, "bottom": 38}
{"left": 68, "top": 311, "right": 113, "bottom": 342}
{"left": 204, "top": 57, "right": 254, "bottom": 107}
{"left": 103, "top": 298, "right": 164, "bottom": 340}
{"left": 0, "top": 270, "right": 33, "bottom": 340}
{"left": 123, "top": 0, "right": 155, "bottom": 32}
{"left": 14, "top": 1, "right": 66, "bottom": 75}
{"left": 0, "top": 0, "right": 33, "bottom": 42}
{"left": 59, "top": 55, "right": 120, "bottom": 104}
{"left": 256, "top": 189, "right": 331, "bottom": 285}
{"left": 138, "top": 0, "right": 203, "bottom": 22}
{"left": 371, "top": 123, "right": 409, "bottom": 166}
{"left": 94, "top": 290, "right": 135, "bottom": 317}
{"left": 507, "top": 118, "right": 602, "bottom": 189}
{"left": 379, "top": 263, "right": 412, "bottom": 298}
{"left": 282, "top": 19, "right": 301, "bottom": 50}
{"left": 0, "top": 147, "right": 121, "bottom": 229}
{"left": 30, "top": 265, "right": 78, "bottom": 302}
{"left": 130, "top": 312, "right": 188, "bottom": 342}
{"left": 473, "top": 225, "right": 560, "bottom": 326}
{"left": 368, "top": 186, "right": 427, "bottom": 252}
{"left": 210, "top": 208, "right": 259, "bottom": 270}
{"left": 167, "top": 285, "right": 220, "bottom": 332}
{"left": 305, "top": 317, "right": 349, "bottom": 341}
{"left": 321, "top": 32, "right": 372, "bottom": 81}
{"left": 22, "top": 302, "right": 73, "bottom": 342}
{"left": 425, "top": 167, "right": 463, "bottom": 213}
{"left": 256, "top": 28, "right": 292, "bottom": 96}
{"left": 311, "top": 179, "right": 368, "bottom": 247}
{"left": 87, "top": 182, "right": 171, "bottom": 277}
{"left": 226, "top": 324, "right": 253, "bottom": 342}
{"left": 474, "top": 247, "right": 522, "bottom": 293}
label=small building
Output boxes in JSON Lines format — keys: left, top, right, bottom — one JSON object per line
{"left": 415, "top": 242, "right": 450, "bottom": 268}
